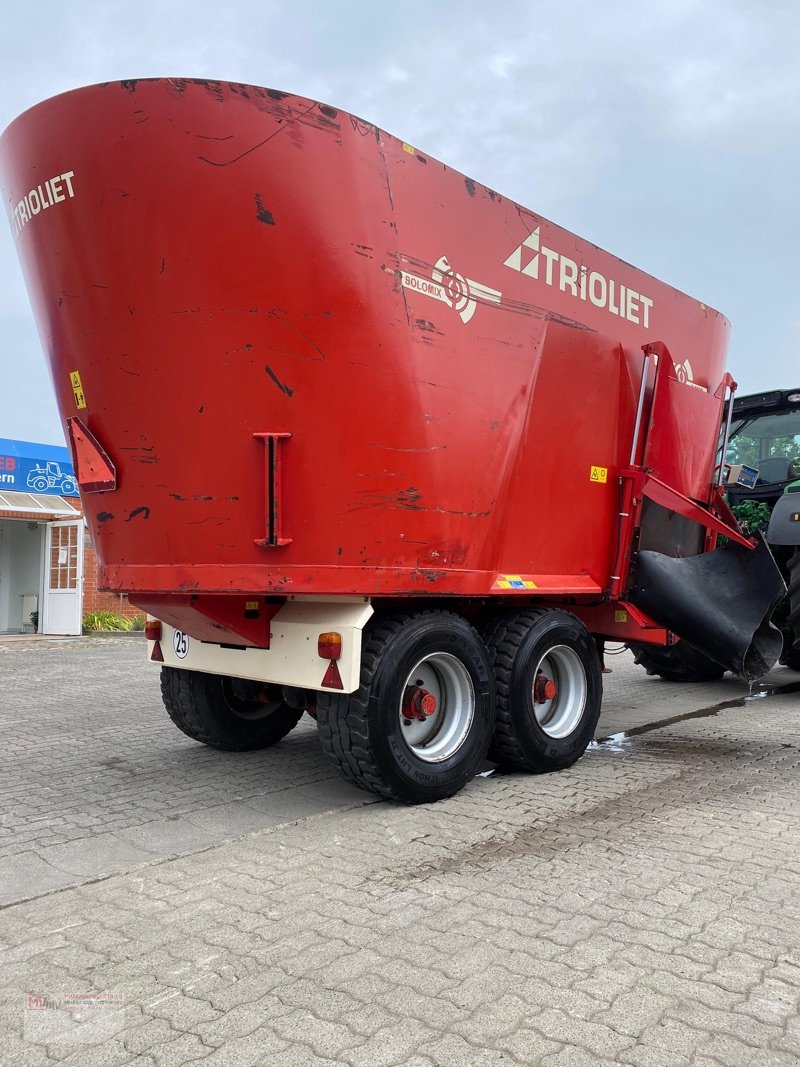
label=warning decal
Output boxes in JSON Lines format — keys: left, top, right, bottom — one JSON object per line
{"left": 493, "top": 575, "right": 537, "bottom": 591}
{"left": 69, "top": 370, "right": 87, "bottom": 409}
{"left": 590, "top": 465, "right": 608, "bottom": 484}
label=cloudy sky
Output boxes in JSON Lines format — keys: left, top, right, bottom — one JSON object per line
{"left": 0, "top": 0, "right": 797, "bottom": 446}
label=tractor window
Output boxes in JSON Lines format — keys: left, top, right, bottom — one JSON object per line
{"left": 726, "top": 408, "right": 800, "bottom": 483}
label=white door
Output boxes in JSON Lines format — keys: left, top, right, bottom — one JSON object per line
{"left": 42, "top": 520, "right": 84, "bottom": 635}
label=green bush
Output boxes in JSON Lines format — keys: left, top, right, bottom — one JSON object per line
{"left": 730, "top": 500, "right": 772, "bottom": 534}
{"left": 130, "top": 614, "right": 146, "bottom": 631}
{"left": 82, "top": 611, "right": 134, "bottom": 632}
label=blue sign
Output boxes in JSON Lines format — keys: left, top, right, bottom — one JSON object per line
{"left": 0, "top": 438, "right": 79, "bottom": 497}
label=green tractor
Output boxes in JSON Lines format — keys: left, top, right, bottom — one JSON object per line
{"left": 632, "top": 387, "right": 800, "bottom": 680}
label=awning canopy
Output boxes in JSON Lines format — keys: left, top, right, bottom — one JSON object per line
{"left": 0, "top": 490, "right": 80, "bottom": 516}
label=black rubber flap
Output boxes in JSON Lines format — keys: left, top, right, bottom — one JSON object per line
{"left": 630, "top": 532, "right": 786, "bottom": 681}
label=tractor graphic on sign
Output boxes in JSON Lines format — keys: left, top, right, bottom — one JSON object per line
{"left": 27, "top": 461, "right": 78, "bottom": 495}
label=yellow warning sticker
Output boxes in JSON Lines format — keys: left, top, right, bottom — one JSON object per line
{"left": 69, "top": 370, "right": 87, "bottom": 409}
{"left": 245, "top": 601, "right": 259, "bottom": 611}
{"left": 614, "top": 610, "right": 628, "bottom": 623}
{"left": 402, "top": 142, "right": 416, "bottom": 154}
{"left": 494, "top": 575, "right": 537, "bottom": 590}
{"left": 590, "top": 465, "right": 608, "bottom": 484}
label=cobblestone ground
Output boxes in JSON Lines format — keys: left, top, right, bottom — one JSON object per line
{"left": 1, "top": 636, "right": 799, "bottom": 1065}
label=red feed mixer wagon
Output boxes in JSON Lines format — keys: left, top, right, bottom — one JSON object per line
{"left": 0, "top": 79, "right": 785, "bottom": 802}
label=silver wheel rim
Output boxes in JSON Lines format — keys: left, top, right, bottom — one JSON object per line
{"left": 531, "top": 644, "right": 587, "bottom": 738}
{"left": 400, "top": 653, "right": 475, "bottom": 762}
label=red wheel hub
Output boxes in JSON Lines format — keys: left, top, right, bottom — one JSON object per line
{"left": 534, "top": 674, "right": 557, "bottom": 703}
{"left": 402, "top": 686, "right": 438, "bottom": 722}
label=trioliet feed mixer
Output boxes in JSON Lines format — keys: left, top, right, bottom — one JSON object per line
{"left": 0, "top": 79, "right": 784, "bottom": 802}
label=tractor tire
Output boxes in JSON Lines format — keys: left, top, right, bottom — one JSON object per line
{"left": 485, "top": 609, "right": 602, "bottom": 773}
{"left": 316, "top": 612, "right": 495, "bottom": 804}
{"left": 30, "top": 477, "right": 48, "bottom": 492}
{"left": 160, "top": 667, "right": 304, "bottom": 750}
{"left": 783, "top": 547, "right": 800, "bottom": 671}
{"left": 629, "top": 641, "right": 725, "bottom": 682}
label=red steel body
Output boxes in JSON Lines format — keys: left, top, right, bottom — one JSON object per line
{"left": 0, "top": 79, "right": 731, "bottom": 636}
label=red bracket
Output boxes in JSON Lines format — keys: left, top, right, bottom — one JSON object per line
{"left": 253, "top": 433, "right": 292, "bottom": 548}
{"left": 67, "top": 416, "right": 116, "bottom": 492}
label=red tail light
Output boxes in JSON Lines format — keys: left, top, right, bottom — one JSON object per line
{"left": 318, "top": 632, "right": 342, "bottom": 660}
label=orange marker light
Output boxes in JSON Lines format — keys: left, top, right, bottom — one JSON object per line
{"left": 318, "top": 632, "right": 342, "bottom": 660}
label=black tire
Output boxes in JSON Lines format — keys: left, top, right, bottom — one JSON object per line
{"left": 783, "top": 547, "right": 800, "bottom": 671}
{"left": 485, "top": 609, "right": 602, "bottom": 773}
{"left": 630, "top": 641, "right": 725, "bottom": 682}
{"left": 316, "top": 612, "right": 495, "bottom": 804}
{"left": 160, "top": 667, "right": 304, "bottom": 750}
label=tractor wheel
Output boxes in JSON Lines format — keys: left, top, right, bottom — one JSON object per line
{"left": 160, "top": 667, "right": 304, "bottom": 750}
{"left": 783, "top": 547, "right": 800, "bottom": 671}
{"left": 485, "top": 609, "right": 602, "bottom": 773}
{"left": 316, "top": 612, "right": 495, "bottom": 803}
{"left": 30, "top": 477, "right": 48, "bottom": 492}
{"left": 630, "top": 641, "right": 725, "bottom": 682}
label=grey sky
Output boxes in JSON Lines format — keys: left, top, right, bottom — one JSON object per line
{"left": 1, "top": 0, "right": 797, "bottom": 445}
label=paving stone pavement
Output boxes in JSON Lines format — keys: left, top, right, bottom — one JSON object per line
{"left": 1, "top": 635, "right": 799, "bottom": 1065}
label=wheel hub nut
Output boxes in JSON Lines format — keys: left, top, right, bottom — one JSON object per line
{"left": 534, "top": 675, "right": 557, "bottom": 703}
{"left": 402, "top": 687, "right": 437, "bottom": 722}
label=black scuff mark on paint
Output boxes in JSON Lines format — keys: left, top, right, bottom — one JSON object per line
{"left": 255, "top": 194, "right": 275, "bottom": 225}
{"left": 199, "top": 101, "right": 318, "bottom": 166}
{"left": 195, "top": 80, "right": 226, "bottom": 103}
{"left": 545, "top": 311, "right": 597, "bottom": 333}
{"left": 352, "top": 244, "right": 373, "bottom": 259}
{"left": 414, "top": 319, "right": 440, "bottom": 333}
{"left": 369, "top": 443, "right": 447, "bottom": 453}
{"left": 58, "top": 284, "right": 108, "bottom": 305}
{"left": 159, "top": 258, "right": 166, "bottom": 275}
{"left": 318, "top": 104, "right": 338, "bottom": 119}
{"left": 465, "top": 177, "right": 476, "bottom": 197}
{"left": 265, "top": 308, "right": 326, "bottom": 363}
{"left": 121, "top": 80, "right": 138, "bottom": 93}
{"left": 265, "top": 365, "right": 294, "bottom": 396}
{"left": 196, "top": 132, "right": 235, "bottom": 142}
{"left": 416, "top": 155, "right": 427, "bottom": 164}
{"left": 268, "top": 89, "right": 289, "bottom": 100}
{"left": 126, "top": 506, "right": 151, "bottom": 522}
{"left": 349, "top": 116, "right": 374, "bottom": 137}
{"left": 396, "top": 487, "right": 423, "bottom": 507}
{"left": 410, "top": 569, "right": 448, "bottom": 584}
{"left": 100, "top": 188, "right": 130, "bottom": 207}
{"left": 97, "top": 512, "right": 114, "bottom": 523}
{"left": 198, "top": 406, "right": 205, "bottom": 413}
